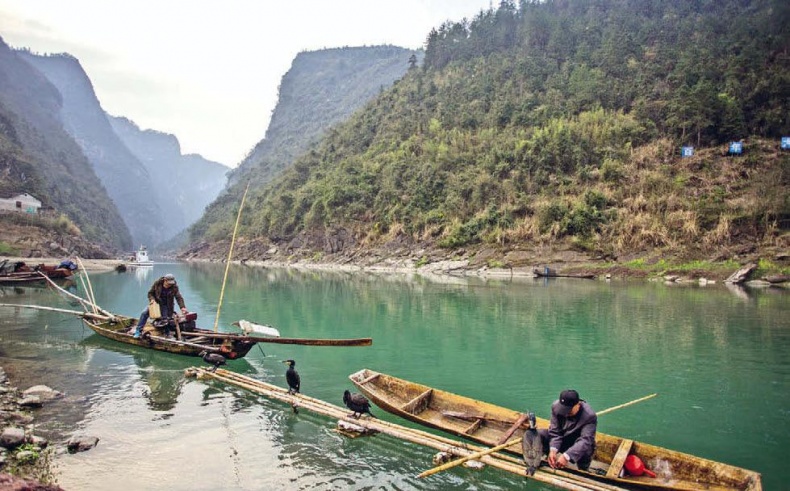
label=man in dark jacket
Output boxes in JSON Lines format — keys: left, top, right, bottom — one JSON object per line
{"left": 133, "top": 273, "right": 187, "bottom": 338}
{"left": 539, "top": 389, "right": 597, "bottom": 470}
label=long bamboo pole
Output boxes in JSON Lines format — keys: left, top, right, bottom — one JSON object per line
{"left": 188, "top": 368, "right": 624, "bottom": 491}
{"left": 74, "top": 257, "right": 98, "bottom": 314}
{"left": 0, "top": 303, "right": 111, "bottom": 320}
{"left": 418, "top": 393, "right": 658, "bottom": 479}
{"left": 213, "top": 182, "right": 250, "bottom": 333}
{"left": 40, "top": 274, "right": 114, "bottom": 318}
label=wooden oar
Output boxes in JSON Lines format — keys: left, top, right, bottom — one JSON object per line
{"left": 180, "top": 330, "right": 372, "bottom": 347}
{"left": 417, "top": 393, "right": 658, "bottom": 479}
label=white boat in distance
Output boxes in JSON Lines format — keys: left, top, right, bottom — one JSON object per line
{"left": 128, "top": 245, "right": 154, "bottom": 267}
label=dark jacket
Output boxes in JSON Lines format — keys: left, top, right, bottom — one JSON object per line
{"left": 147, "top": 277, "right": 185, "bottom": 314}
{"left": 548, "top": 400, "right": 597, "bottom": 464}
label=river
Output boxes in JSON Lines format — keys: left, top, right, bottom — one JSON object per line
{"left": 0, "top": 263, "right": 786, "bottom": 490}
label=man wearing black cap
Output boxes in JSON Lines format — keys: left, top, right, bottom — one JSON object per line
{"left": 133, "top": 273, "right": 188, "bottom": 338}
{"left": 539, "top": 389, "right": 597, "bottom": 470}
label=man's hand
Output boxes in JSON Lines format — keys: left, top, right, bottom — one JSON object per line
{"left": 181, "top": 307, "right": 188, "bottom": 314}
{"left": 548, "top": 449, "right": 558, "bottom": 468}
{"left": 555, "top": 453, "right": 569, "bottom": 469}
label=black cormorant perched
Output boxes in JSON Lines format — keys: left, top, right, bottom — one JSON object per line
{"left": 282, "top": 359, "right": 301, "bottom": 394}
{"left": 343, "top": 390, "right": 374, "bottom": 419}
{"left": 199, "top": 351, "right": 226, "bottom": 372}
{"left": 521, "top": 411, "right": 542, "bottom": 476}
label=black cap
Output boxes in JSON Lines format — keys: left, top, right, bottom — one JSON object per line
{"left": 556, "top": 389, "right": 580, "bottom": 416}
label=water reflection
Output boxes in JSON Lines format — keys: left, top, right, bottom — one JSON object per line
{"left": 80, "top": 334, "right": 257, "bottom": 413}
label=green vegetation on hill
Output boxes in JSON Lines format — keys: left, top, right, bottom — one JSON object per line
{"left": 191, "top": 0, "right": 789, "bottom": 261}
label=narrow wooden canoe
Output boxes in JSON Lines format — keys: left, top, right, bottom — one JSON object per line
{"left": 81, "top": 315, "right": 257, "bottom": 360}
{"left": 349, "top": 369, "right": 762, "bottom": 491}
{"left": 534, "top": 267, "right": 596, "bottom": 279}
{"left": 82, "top": 315, "right": 372, "bottom": 359}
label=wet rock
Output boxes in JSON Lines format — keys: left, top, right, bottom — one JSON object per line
{"left": 29, "top": 435, "right": 48, "bottom": 448}
{"left": 0, "top": 472, "right": 64, "bottom": 490}
{"left": 67, "top": 435, "right": 99, "bottom": 453}
{"left": 0, "top": 428, "right": 26, "bottom": 449}
{"left": 18, "top": 396, "right": 43, "bottom": 408}
{"left": 21, "top": 386, "right": 63, "bottom": 402}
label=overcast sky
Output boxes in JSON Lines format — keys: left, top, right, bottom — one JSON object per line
{"left": 0, "top": 0, "right": 493, "bottom": 167}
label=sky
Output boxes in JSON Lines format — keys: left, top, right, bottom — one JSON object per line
{"left": 0, "top": 0, "right": 493, "bottom": 167}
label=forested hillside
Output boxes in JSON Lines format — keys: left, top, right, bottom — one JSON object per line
{"left": 188, "top": 0, "right": 788, "bottom": 265}
{"left": 0, "top": 37, "right": 131, "bottom": 251}
{"left": 192, "top": 45, "right": 419, "bottom": 240}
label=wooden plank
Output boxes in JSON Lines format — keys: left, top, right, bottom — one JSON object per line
{"left": 358, "top": 373, "right": 380, "bottom": 385}
{"left": 463, "top": 418, "right": 483, "bottom": 435}
{"left": 496, "top": 413, "right": 529, "bottom": 445}
{"left": 402, "top": 389, "right": 432, "bottom": 415}
{"left": 605, "top": 439, "right": 633, "bottom": 478}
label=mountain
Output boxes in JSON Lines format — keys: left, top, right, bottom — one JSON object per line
{"left": 108, "top": 116, "right": 228, "bottom": 239}
{"left": 186, "top": 0, "right": 789, "bottom": 265}
{"left": 18, "top": 51, "right": 165, "bottom": 247}
{"left": 191, "top": 45, "right": 420, "bottom": 239}
{"left": 0, "top": 37, "right": 131, "bottom": 251}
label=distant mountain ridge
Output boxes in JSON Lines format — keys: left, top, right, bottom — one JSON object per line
{"left": 109, "top": 115, "right": 228, "bottom": 239}
{"left": 0, "top": 37, "right": 131, "bottom": 250}
{"left": 18, "top": 51, "right": 165, "bottom": 247}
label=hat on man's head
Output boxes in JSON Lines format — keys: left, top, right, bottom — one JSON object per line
{"left": 555, "top": 389, "right": 580, "bottom": 417}
{"left": 163, "top": 273, "right": 176, "bottom": 284}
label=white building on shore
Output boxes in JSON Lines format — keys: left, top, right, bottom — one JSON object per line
{"left": 0, "top": 193, "right": 41, "bottom": 214}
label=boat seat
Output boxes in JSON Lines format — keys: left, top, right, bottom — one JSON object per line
{"left": 401, "top": 389, "right": 433, "bottom": 415}
{"left": 605, "top": 439, "right": 634, "bottom": 478}
{"left": 463, "top": 418, "right": 483, "bottom": 435}
{"left": 358, "top": 373, "right": 380, "bottom": 385}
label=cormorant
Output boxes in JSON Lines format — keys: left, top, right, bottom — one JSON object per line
{"left": 282, "top": 359, "right": 301, "bottom": 394}
{"left": 521, "top": 411, "right": 542, "bottom": 476}
{"left": 199, "top": 351, "right": 226, "bottom": 372}
{"left": 343, "top": 390, "right": 374, "bottom": 419}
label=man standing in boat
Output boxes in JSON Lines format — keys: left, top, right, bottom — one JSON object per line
{"left": 133, "top": 273, "right": 188, "bottom": 338}
{"left": 540, "top": 389, "right": 597, "bottom": 471}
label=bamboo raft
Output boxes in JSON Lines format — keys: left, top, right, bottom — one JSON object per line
{"left": 185, "top": 367, "right": 637, "bottom": 490}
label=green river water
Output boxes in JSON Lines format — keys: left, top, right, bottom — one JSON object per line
{"left": 0, "top": 263, "right": 786, "bottom": 490}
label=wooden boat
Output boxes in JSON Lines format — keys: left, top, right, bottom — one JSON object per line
{"left": 534, "top": 266, "right": 596, "bottom": 279}
{"left": 349, "top": 369, "right": 762, "bottom": 491}
{"left": 0, "top": 273, "right": 47, "bottom": 285}
{"left": 81, "top": 314, "right": 373, "bottom": 359}
{"left": 0, "top": 259, "right": 76, "bottom": 281}
{"left": 82, "top": 314, "right": 257, "bottom": 360}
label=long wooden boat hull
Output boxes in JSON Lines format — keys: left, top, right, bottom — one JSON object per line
{"left": 82, "top": 315, "right": 256, "bottom": 359}
{"left": 349, "top": 369, "right": 761, "bottom": 491}
{"left": 0, "top": 274, "right": 47, "bottom": 285}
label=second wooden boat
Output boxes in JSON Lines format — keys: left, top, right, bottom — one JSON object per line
{"left": 349, "top": 368, "right": 761, "bottom": 491}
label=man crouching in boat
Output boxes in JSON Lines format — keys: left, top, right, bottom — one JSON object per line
{"left": 133, "top": 273, "right": 188, "bottom": 339}
{"left": 539, "top": 389, "right": 597, "bottom": 471}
